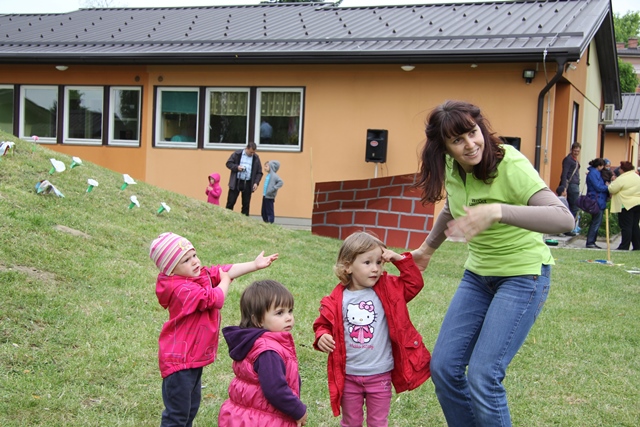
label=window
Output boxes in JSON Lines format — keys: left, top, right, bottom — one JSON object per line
{"left": 204, "top": 88, "right": 249, "bottom": 148}
{"left": 255, "top": 88, "right": 303, "bottom": 151}
{"left": 109, "top": 87, "right": 141, "bottom": 146}
{"left": 156, "top": 87, "right": 199, "bottom": 147}
{"left": 0, "top": 85, "right": 14, "bottom": 134}
{"left": 153, "top": 86, "right": 304, "bottom": 151}
{"left": 65, "top": 86, "right": 103, "bottom": 145}
{"left": 20, "top": 85, "right": 58, "bottom": 143}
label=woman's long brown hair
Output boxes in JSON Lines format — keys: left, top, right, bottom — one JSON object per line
{"left": 415, "top": 100, "right": 505, "bottom": 204}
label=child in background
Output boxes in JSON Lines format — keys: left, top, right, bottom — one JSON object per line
{"left": 206, "top": 172, "right": 222, "bottom": 205}
{"left": 313, "top": 231, "right": 431, "bottom": 427}
{"left": 149, "top": 232, "right": 278, "bottom": 427}
{"left": 556, "top": 185, "right": 570, "bottom": 211}
{"left": 218, "top": 280, "right": 307, "bottom": 427}
{"left": 261, "top": 160, "right": 284, "bottom": 223}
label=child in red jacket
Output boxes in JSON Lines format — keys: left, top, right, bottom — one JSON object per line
{"left": 149, "top": 232, "right": 278, "bottom": 427}
{"left": 313, "top": 231, "right": 431, "bottom": 426}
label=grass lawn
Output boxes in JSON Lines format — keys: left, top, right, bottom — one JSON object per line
{"left": 1, "top": 132, "right": 639, "bottom": 426}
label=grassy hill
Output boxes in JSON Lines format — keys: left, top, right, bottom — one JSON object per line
{"left": 1, "top": 131, "right": 639, "bottom": 426}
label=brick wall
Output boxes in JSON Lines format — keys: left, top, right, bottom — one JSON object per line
{"left": 311, "top": 174, "right": 434, "bottom": 249}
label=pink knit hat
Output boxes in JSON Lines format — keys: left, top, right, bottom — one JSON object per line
{"left": 149, "top": 232, "right": 195, "bottom": 275}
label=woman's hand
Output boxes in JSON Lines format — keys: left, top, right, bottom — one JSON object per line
{"left": 445, "top": 204, "right": 502, "bottom": 241}
{"left": 411, "top": 243, "right": 435, "bottom": 272}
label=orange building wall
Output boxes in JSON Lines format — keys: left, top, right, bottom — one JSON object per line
{"left": 2, "top": 61, "right": 575, "bottom": 220}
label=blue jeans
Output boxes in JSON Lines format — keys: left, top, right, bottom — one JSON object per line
{"left": 431, "top": 265, "right": 551, "bottom": 427}
{"left": 586, "top": 209, "right": 603, "bottom": 246}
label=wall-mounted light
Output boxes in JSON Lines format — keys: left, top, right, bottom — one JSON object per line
{"left": 401, "top": 65, "right": 415, "bottom": 72}
{"left": 55, "top": 65, "right": 69, "bottom": 71}
{"left": 522, "top": 69, "right": 536, "bottom": 84}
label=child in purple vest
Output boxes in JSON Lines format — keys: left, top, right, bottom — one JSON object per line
{"left": 218, "top": 280, "right": 307, "bottom": 427}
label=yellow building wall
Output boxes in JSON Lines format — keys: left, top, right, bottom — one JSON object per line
{"left": 1, "top": 61, "right": 582, "bottom": 220}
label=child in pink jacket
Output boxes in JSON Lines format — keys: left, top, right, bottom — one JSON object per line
{"left": 205, "top": 172, "right": 222, "bottom": 205}
{"left": 150, "top": 232, "right": 278, "bottom": 427}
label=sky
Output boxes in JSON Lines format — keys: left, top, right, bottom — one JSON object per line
{"left": 0, "top": 0, "right": 637, "bottom": 15}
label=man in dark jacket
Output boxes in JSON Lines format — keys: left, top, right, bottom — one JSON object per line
{"left": 559, "top": 142, "right": 581, "bottom": 235}
{"left": 225, "top": 142, "right": 263, "bottom": 216}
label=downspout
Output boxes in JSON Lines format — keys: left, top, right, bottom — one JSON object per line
{"left": 535, "top": 57, "right": 567, "bottom": 171}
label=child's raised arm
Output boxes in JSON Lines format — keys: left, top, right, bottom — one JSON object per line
{"left": 217, "top": 269, "right": 232, "bottom": 298}
{"left": 381, "top": 248, "right": 403, "bottom": 263}
{"left": 227, "top": 251, "right": 278, "bottom": 279}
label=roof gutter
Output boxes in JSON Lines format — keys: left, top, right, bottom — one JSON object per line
{"left": 535, "top": 58, "right": 567, "bottom": 172}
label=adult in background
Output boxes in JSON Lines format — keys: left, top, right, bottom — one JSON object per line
{"left": 607, "top": 161, "right": 640, "bottom": 251}
{"left": 411, "top": 100, "right": 574, "bottom": 427}
{"left": 584, "top": 158, "right": 609, "bottom": 249}
{"left": 559, "top": 142, "right": 582, "bottom": 234}
{"left": 226, "top": 142, "right": 263, "bottom": 216}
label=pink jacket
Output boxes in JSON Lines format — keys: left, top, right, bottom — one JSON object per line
{"left": 206, "top": 172, "right": 222, "bottom": 205}
{"left": 312, "top": 253, "right": 431, "bottom": 416}
{"left": 218, "top": 332, "right": 301, "bottom": 427}
{"left": 155, "top": 264, "right": 231, "bottom": 378}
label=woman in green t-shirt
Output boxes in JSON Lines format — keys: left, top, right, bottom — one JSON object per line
{"left": 411, "top": 100, "right": 574, "bottom": 426}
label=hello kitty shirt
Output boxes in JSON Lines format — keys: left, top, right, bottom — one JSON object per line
{"left": 342, "top": 288, "right": 393, "bottom": 376}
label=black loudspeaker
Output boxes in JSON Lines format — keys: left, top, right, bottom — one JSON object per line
{"left": 500, "top": 136, "right": 521, "bottom": 151}
{"left": 365, "top": 129, "right": 388, "bottom": 163}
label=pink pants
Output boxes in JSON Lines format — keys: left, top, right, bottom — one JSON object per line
{"left": 340, "top": 372, "right": 392, "bottom": 427}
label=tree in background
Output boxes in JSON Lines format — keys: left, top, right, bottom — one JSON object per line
{"left": 618, "top": 59, "right": 639, "bottom": 93}
{"left": 614, "top": 11, "right": 640, "bottom": 46}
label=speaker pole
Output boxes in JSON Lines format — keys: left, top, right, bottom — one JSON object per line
{"left": 374, "top": 163, "right": 378, "bottom": 178}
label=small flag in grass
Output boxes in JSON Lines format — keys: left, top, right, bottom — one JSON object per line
{"left": 49, "top": 158, "right": 66, "bottom": 174}
{"left": 86, "top": 179, "right": 99, "bottom": 193}
{"left": 157, "top": 202, "right": 170, "bottom": 214}
{"left": 121, "top": 174, "right": 136, "bottom": 190}
{"left": 128, "top": 195, "right": 140, "bottom": 209}
{"left": 70, "top": 156, "right": 83, "bottom": 169}
{"left": 35, "top": 180, "right": 64, "bottom": 197}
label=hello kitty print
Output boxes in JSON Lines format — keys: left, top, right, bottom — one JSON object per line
{"left": 347, "top": 300, "right": 377, "bottom": 344}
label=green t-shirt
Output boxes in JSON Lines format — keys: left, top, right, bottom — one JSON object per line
{"left": 445, "top": 144, "right": 554, "bottom": 276}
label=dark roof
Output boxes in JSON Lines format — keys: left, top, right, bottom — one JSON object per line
{"left": 606, "top": 93, "right": 640, "bottom": 132}
{"left": 0, "top": 0, "right": 621, "bottom": 106}
{"left": 0, "top": 0, "right": 614, "bottom": 63}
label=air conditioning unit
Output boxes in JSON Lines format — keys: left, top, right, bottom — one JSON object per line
{"left": 600, "top": 104, "right": 615, "bottom": 124}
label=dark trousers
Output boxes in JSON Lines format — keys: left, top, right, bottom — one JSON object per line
{"left": 261, "top": 196, "right": 275, "bottom": 223}
{"left": 160, "top": 368, "right": 202, "bottom": 427}
{"left": 567, "top": 183, "right": 580, "bottom": 218}
{"left": 617, "top": 205, "right": 640, "bottom": 250}
{"left": 225, "top": 180, "right": 253, "bottom": 216}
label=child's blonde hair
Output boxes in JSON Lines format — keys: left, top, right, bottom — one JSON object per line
{"left": 334, "top": 231, "right": 386, "bottom": 286}
{"left": 239, "top": 280, "right": 294, "bottom": 328}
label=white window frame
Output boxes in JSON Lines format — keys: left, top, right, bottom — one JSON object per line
{"left": 155, "top": 87, "right": 199, "bottom": 149}
{"left": 19, "top": 85, "right": 58, "bottom": 144}
{"left": 63, "top": 86, "right": 104, "bottom": 146}
{"left": 203, "top": 87, "right": 250, "bottom": 150}
{"left": 109, "top": 86, "right": 141, "bottom": 147}
{"left": 254, "top": 87, "right": 303, "bottom": 153}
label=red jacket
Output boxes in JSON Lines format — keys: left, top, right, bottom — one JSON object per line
{"left": 155, "top": 264, "right": 231, "bottom": 378}
{"left": 312, "top": 253, "right": 431, "bottom": 416}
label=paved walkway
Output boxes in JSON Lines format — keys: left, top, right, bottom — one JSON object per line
{"left": 544, "top": 232, "right": 622, "bottom": 250}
